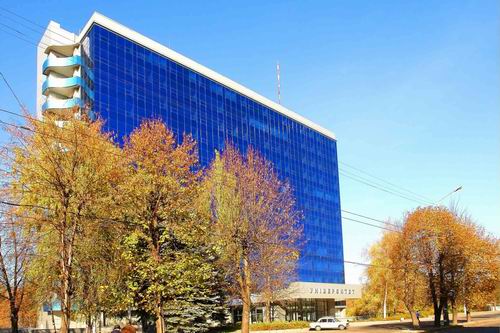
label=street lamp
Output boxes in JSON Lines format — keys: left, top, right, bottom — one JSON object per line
{"left": 435, "top": 186, "right": 463, "bottom": 205}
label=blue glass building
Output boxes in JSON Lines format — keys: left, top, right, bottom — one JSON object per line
{"left": 38, "top": 13, "right": 356, "bottom": 319}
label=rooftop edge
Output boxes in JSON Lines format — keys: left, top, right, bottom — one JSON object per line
{"left": 77, "top": 12, "right": 337, "bottom": 140}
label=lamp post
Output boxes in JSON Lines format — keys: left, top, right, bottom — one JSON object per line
{"left": 435, "top": 186, "right": 463, "bottom": 205}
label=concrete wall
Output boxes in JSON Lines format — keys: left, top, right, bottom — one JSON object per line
{"left": 37, "top": 311, "right": 86, "bottom": 330}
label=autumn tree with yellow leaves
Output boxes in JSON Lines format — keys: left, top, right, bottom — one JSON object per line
{"left": 203, "top": 144, "right": 302, "bottom": 333}
{"left": 2, "top": 114, "right": 126, "bottom": 333}
{"left": 402, "top": 207, "right": 499, "bottom": 326}
{"left": 0, "top": 208, "right": 37, "bottom": 333}
{"left": 359, "top": 206, "right": 499, "bottom": 328}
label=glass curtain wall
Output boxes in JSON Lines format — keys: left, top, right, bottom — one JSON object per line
{"left": 83, "top": 24, "right": 345, "bottom": 283}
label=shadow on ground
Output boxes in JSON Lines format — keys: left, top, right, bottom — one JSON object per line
{"left": 362, "top": 319, "right": 498, "bottom": 332}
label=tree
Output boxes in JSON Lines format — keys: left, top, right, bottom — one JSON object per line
{"left": 455, "top": 221, "right": 499, "bottom": 322}
{"left": 120, "top": 120, "right": 225, "bottom": 333}
{"left": 348, "top": 229, "right": 426, "bottom": 327}
{"left": 364, "top": 231, "right": 401, "bottom": 319}
{"left": 389, "top": 229, "right": 428, "bottom": 327}
{"left": 5, "top": 114, "right": 125, "bottom": 333}
{"left": 400, "top": 206, "right": 500, "bottom": 327}
{"left": 72, "top": 212, "right": 126, "bottom": 333}
{"left": 0, "top": 208, "right": 36, "bottom": 333}
{"left": 203, "top": 144, "right": 302, "bottom": 333}
{"left": 257, "top": 239, "right": 300, "bottom": 323}
{"left": 402, "top": 207, "right": 457, "bottom": 326}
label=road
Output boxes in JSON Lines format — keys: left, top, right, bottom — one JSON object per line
{"left": 342, "top": 311, "right": 500, "bottom": 333}
{"left": 245, "top": 312, "right": 500, "bottom": 333}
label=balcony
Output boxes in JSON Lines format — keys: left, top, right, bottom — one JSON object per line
{"left": 42, "top": 97, "right": 84, "bottom": 112}
{"left": 42, "top": 77, "right": 94, "bottom": 100}
{"left": 43, "top": 55, "right": 83, "bottom": 77}
{"left": 44, "top": 43, "right": 79, "bottom": 57}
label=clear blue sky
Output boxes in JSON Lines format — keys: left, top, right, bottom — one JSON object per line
{"left": 0, "top": 0, "right": 498, "bottom": 283}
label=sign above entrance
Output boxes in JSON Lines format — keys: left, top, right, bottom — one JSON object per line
{"left": 280, "top": 282, "right": 362, "bottom": 300}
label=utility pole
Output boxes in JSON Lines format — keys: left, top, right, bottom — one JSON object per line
{"left": 435, "top": 186, "right": 463, "bottom": 205}
{"left": 276, "top": 62, "right": 281, "bottom": 104}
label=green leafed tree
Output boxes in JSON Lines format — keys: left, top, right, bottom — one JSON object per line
{"left": 120, "top": 120, "right": 226, "bottom": 333}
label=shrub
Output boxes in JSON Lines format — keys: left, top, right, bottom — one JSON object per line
{"left": 249, "top": 321, "right": 310, "bottom": 331}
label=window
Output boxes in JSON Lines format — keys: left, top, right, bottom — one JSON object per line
{"left": 86, "top": 25, "right": 345, "bottom": 284}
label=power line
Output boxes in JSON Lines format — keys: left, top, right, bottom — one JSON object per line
{"left": 0, "top": 21, "right": 69, "bottom": 52}
{"left": 0, "top": 26, "right": 43, "bottom": 49}
{"left": 0, "top": 16, "right": 437, "bottom": 210}
{"left": 0, "top": 6, "right": 448, "bottom": 275}
{"left": 0, "top": 114, "right": 124, "bottom": 160}
{"left": 0, "top": 199, "right": 126, "bottom": 225}
{"left": 340, "top": 167, "right": 432, "bottom": 205}
{"left": 0, "top": 12, "right": 70, "bottom": 46}
{"left": 341, "top": 209, "right": 399, "bottom": 228}
{"left": 0, "top": 7, "right": 443, "bottom": 211}
{"left": 0, "top": 62, "right": 424, "bottom": 236}
{"left": 0, "top": 72, "right": 26, "bottom": 111}
{"left": 343, "top": 260, "right": 400, "bottom": 270}
{"left": 0, "top": 21, "right": 54, "bottom": 49}
{"left": 339, "top": 170, "right": 429, "bottom": 205}
{"left": 1, "top": 180, "right": 400, "bottom": 234}
{"left": 0, "top": 6, "right": 76, "bottom": 44}
{"left": 340, "top": 161, "right": 434, "bottom": 203}
{"left": 0, "top": 109, "right": 408, "bottom": 234}
{"left": 0, "top": 104, "right": 441, "bottom": 209}
{"left": 342, "top": 216, "right": 401, "bottom": 233}
{"left": 0, "top": 108, "right": 116, "bottom": 152}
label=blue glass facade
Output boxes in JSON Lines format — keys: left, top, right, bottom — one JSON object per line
{"left": 84, "top": 24, "right": 344, "bottom": 283}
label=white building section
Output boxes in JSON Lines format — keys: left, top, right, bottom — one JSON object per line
{"left": 37, "top": 22, "right": 93, "bottom": 121}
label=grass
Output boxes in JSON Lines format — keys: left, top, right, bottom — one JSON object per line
{"left": 354, "top": 309, "right": 434, "bottom": 322}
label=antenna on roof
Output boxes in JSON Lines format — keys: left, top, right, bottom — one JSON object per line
{"left": 276, "top": 61, "right": 281, "bottom": 105}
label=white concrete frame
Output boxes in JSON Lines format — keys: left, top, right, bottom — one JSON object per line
{"left": 37, "top": 21, "right": 78, "bottom": 118}
{"left": 77, "top": 12, "right": 336, "bottom": 140}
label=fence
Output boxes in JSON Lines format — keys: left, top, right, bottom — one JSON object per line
{"left": 0, "top": 329, "right": 86, "bottom": 333}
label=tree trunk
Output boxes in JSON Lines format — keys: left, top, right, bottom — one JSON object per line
{"left": 86, "top": 315, "right": 93, "bottom": 333}
{"left": 438, "top": 258, "right": 448, "bottom": 327}
{"left": 49, "top": 302, "right": 57, "bottom": 333}
{"left": 61, "top": 313, "right": 70, "bottom": 333}
{"left": 241, "top": 298, "right": 251, "bottom": 333}
{"left": 141, "top": 314, "right": 149, "bottom": 333}
{"left": 429, "top": 275, "right": 440, "bottom": 327}
{"left": 265, "top": 300, "right": 271, "bottom": 322}
{"left": 442, "top": 301, "right": 449, "bottom": 326}
{"left": 9, "top": 304, "right": 19, "bottom": 333}
{"left": 466, "top": 309, "right": 472, "bottom": 322}
{"left": 61, "top": 282, "right": 72, "bottom": 333}
{"left": 155, "top": 303, "right": 165, "bottom": 333}
{"left": 404, "top": 303, "right": 419, "bottom": 329}
{"left": 241, "top": 257, "right": 252, "bottom": 333}
{"left": 151, "top": 223, "right": 164, "bottom": 333}
{"left": 409, "top": 311, "right": 419, "bottom": 328}
{"left": 60, "top": 214, "right": 76, "bottom": 333}
{"left": 383, "top": 280, "right": 388, "bottom": 319}
{"left": 451, "top": 300, "right": 458, "bottom": 325}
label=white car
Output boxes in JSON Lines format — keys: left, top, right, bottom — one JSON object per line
{"left": 309, "top": 316, "right": 349, "bottom": 330}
